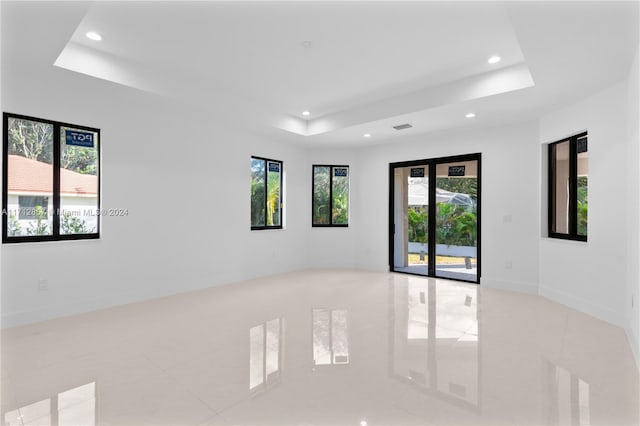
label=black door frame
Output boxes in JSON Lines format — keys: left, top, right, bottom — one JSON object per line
{"left": 389, "top": 153, "right": 481, "bottom": 284}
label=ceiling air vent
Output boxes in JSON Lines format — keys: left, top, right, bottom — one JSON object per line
{"left": 393, "top": 123, "right": 413, "bottom": 130}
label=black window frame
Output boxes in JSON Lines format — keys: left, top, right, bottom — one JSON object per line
{"left": 548, "top": 131, "right": 588, "bottom": 242}
{"left": 250, "top": 156, "right": 283, "bottom": 231}
{"left": 312, "top": 164, "right": 350, "bottom": 227}
{"left": 3, "top": 112, "right": 101, "bottom": 243}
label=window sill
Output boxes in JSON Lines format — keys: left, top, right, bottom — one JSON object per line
{"left": 2, "top": 235, "right": 101, "bottom": 246}
{"left": 542, "top": 235, "right": 588, "bottom": 245}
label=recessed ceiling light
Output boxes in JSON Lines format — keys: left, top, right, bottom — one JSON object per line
{"left": 488, "top": 55, "right": 501, "bottom": 64}
{"left": 85, "top": 31, "right": 103, "bottom": 41}
{"left": 302, "top": 110, "right": 310, "bottom": 117}
{"left": 301, "top": 40, "right": 313, "bottom": 48}
{"left": 363, "top": 133, "right": 371, "bottom": 138}
{"left": 465, "top": 113, "right": 476, "bottom": 118}
{"left": 360, "top": 421, "right": 368, "bottom": 426}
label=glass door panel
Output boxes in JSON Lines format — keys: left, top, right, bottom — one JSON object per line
{"left": 434, "top": 160, "right": 478, "bottom": 282}
{"left": 393, "top": 165, "right": 429, "bottom": 276}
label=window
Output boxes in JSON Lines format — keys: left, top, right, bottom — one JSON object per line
{"left": 312, "top": 165, "right": 349, "bottom": 226}
{"left": 18, "top": 196, "right": 49, "bottom": 220}
{"left": 3, "top": 113, "right": 100, "bottom": 243}
{"left": 250, "top": 156, "right": 282, "bottom": 230}
{"left": 548, "top": 132, "right": 588, "bottom": 241}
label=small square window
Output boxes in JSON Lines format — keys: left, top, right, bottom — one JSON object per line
{"left": 18, "top": 196, "right": 49, "bottom": 220}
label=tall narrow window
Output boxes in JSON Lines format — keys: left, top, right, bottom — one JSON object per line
{"left": 312, "top": 165, "right": 349, "bottom": 226}
{"left": 549, "top": 132, "right": 588, "bottom": 241}
{"left": 250, "top": 156, "right": 282, "bottom": 230}
{"left": 3, "top": 113, "right": 100, "bottom": 243}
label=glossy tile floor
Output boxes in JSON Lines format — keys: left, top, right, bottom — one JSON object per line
{"left": 2, "top": 270, "right": 639, "bottom": 425}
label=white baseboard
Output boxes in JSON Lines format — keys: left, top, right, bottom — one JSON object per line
{"left": 539, "top": 284, "right": 625, "bottom": 327}
{"left": 2, "top": 268, "right": 308, "bottom": 329}
{"left": 480, "top": 277, "right": 539, "bottom": 295}
{"left": 1, "top": 291, "right": 145, "bottom": 329}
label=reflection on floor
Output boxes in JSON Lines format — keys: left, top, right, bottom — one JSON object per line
{"left": 4, "top": 383, "right": 95, "bottom": 426}
{"left": 392, "top": 277, "right": 480, "bottom": 411}
{"left": 2, "top": 270, "right": 638, "bottom": 425}
{"left": 313, "top": 309, "right": 349, "bottom": 366}
{"left": 395, "top": 264, "right": 478, "bottom": 281}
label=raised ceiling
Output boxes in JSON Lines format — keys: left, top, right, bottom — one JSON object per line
{"left": 6, "top": 1, "right": 640, "bottom": 145}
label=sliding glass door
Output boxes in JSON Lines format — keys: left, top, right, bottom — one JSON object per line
{"left": 434, "top": 159, "right": 479, "bottom": 281}
{"left": 390, "top": 154, "right": 481, "bottom": 284}
{"left": 392, "top": 164, "right": 430, "bottom": 275}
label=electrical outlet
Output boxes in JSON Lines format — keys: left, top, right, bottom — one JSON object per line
{"left": 37, "top": 279, "right": 48, "bottom": 291}
{"left": 503, "top": 214, "right": 512, "bottom": 223}
{"left": 505, "top": 261, "right": 513, "bottom": 270}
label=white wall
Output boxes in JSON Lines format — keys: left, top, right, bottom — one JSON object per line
{"left": 304, "top": 147, "right": 361, "bottom": 269}
{"left": 352, "top": 122, "right": 541, "bottom": 295}
{"left": 539, "top": 82, "right": 630, "bottom": 327}
{"left": 1, "top": 56, "right": 311, "bottom": 327}
{"left": 536, "top": 57, "right": 640, "bottom": 370}
{"left": 625, "top": 47, "right": 640, "bottom": 367}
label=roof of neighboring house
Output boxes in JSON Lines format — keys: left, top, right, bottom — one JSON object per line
{"left": 7, "top": 155, "right": 97, "bottom": 196}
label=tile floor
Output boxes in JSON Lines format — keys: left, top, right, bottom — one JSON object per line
{"left": 1, "top": 270, "right": 638, "bottom": 425}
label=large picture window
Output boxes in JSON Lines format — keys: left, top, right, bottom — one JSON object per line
{"left": 548, "top": 132, "right": 588, "bottom": 241}
{"left": 312, "top": 165, "right": 349, "bottom": 226}
{"left": 250, "top": 156, "right": 282, "bottom": 230}
{"left": 3, "top": 113, "right": 100, "bottom": 243}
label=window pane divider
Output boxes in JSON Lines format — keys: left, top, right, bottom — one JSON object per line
{"left": 569, "top": 136, "right": 578, "bottom": 236}
{"left": 52, "top": 121, "right": 61, "bottom": 237}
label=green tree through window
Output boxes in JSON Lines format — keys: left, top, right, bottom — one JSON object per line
{"left": 251, "top": 157, "right": 282, "bottom": 229}
{"left": 313, "top": 165, "right": 349, "bottom": 226}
